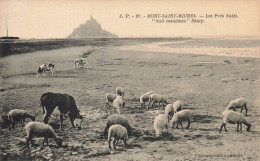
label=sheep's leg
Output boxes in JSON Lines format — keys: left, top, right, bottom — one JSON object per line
{"left": 108, "top": 137, "right": 112, "bottom": 149}
{"left": 8, "top": 122, "right": 11, "bottom": 131}
{"left": 26, "top": 135, "right": 33, "bottom": 148}
{"left": 186, "top": 120, "right": 191, "bottom": 129}
{"left": 147, "top": 99, "right": 151, "bottom": 109}
{"left": 123, "top": 138, "right": 127, "bottom": 148}
{"left": 45, "top": 138, "right": 49, "bottom": 146}
{"left": 21, "top": 119, "right": 25, "bottom": 126}
{"left": 12, "top": 121, "right": 15, "bottom": 129}
{"left": 244, "top": 104, "right": 248, "bottom": 116}
{"left": 219, "top": 124, "right": 224, "bottom": 133}
{"left": 240, "top": 123, "right": 242, "bottom": 131}
{"left": 240, "top": 108, "right": 243, "bottom": 113}
{"left": 237, "top": 123, "right": 240, "bottom": 132}
{"left": 43, "top": 137, "right": 48, "bottom": 146}
{"left": 176, "top": 123, "right": 179, "bottom": 129}
{"left": 106, "top": 101, "right": 110, "bottom": 107}
{"left": 113, "top": 140, "right": 117, "bottom": 150}
{"left": 180, "top": 122, "right": 184, "bottom": 129}
{"left": 223, "top": 124, "right": 228, "bottom": 132}
{"left": 26, "top": 137, "right": 30, "bottom": 148}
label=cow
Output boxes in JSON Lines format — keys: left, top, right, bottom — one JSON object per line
{"left": 74, "top": 58, "right": 89, "bottom": 69}
{"left": 36, "top": 64, "right": 55, "bottom": 77}
{"left": 40, "top": 92, "right": 83, "bottom": 130}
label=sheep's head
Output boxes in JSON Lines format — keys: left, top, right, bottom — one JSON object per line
{"left": 247, "top": 124, "right": 251, "bottom": 132}
{"left": 56, "top": 138, "right": 62, "bottom": 147}
{"left": 170, "top": 121, "right": 176, "bottom": 128}
{"left": 32, "top": 116, "right": 36, "bottom": 121}
{"left": 170, "top": 116, "right": 179, "bottom": 128}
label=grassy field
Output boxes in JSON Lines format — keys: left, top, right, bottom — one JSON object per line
{"left": 0, "top": 38, "right": 260, "bottom": 161}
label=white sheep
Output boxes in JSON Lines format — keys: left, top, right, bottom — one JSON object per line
{"left": 154, "top": 114, "right": 168, "bottom": 137}
{"left": 164, "top": 104, "right": 174, "bottom": 121}
{"left": 116, "top": 87, "right": 125, "bottom": 97}
{"left": 148, "top": 94, "right": 167, "bottom": 109}
{"left": 225, "top": 98, "right": 248, "bottom": 115}
{"left": 104, "top": 114, "right": 132, "bottom": 137}
{"left": 105, "top": 93, "right": 119, "bottom": 106}
{"left": 108, "top": 124, "right": 128, "bottom": 150}
{"left": 8, "top": 109, "right": 35, "bottom": 130}
{"left": 219, "top": 110, "right": 251, "bottom": 133}
{"left": 140, "top": 91, "right": 156, "bottom": 108}
{"left": 170, "top": 110, "right": 192, "bottom": 129}
{"left": 113, "top": 95, "right": 125, "bottom": 114}
{"left": 25, "top": 122, "right": 62, "bottom": 148}
{"left": 173, "top": 100, "right": 183, "bottom": 114}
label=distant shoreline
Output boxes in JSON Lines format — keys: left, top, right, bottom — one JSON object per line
{"left": 1, "top": 37, "right": 259, "bottom": 57}
{"left": 0, "top": 37, "right": 190, "bottom": 57}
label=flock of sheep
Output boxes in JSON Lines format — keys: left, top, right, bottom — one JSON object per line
{"left": 5, "top": 84, "right": 251, "bottom": 150}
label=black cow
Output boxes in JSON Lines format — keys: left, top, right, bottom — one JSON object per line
{"left": 40, "top": 92, "right": 83, "bottom": 129}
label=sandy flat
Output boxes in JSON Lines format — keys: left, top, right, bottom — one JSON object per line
{"left": 0, "top": 38, "right": 260, "bottom": 161}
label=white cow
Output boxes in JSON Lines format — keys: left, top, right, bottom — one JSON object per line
{"left": 74, "top": 58, "right": 89, "bottom": 69}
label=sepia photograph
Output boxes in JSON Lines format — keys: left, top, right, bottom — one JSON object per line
{"left": 0, "top": 0, "right": 259, "bottom": 160}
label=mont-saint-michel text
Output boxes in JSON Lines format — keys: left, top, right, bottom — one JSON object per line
{"left": 119, "top": 13, "right": 238, "bottom": 24}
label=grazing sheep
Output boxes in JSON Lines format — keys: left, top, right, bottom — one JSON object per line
{"left": 113, "top": 95, "right": 125, "bottom": 114}
{"left": 8, "top": 109, "right": 35, "bottom": 130}
{"left": 173, "top": 100, "right": 183, "bottom": 114}
{"left": 25, "top": 122, "right": 62, "bottom": 148}
{"left": 140, "top": 91, "right": 156, "bottom": 108}
{"left": 219, "top": 110, "right": 251, "bottom": 133}
{"left": 226, "top": 98, "right": 248, "bottom": 115}
{"left": 164, "top": 104, "right": 174, "bottom": 121}
{"left": 40, "top": 92, "right": 83, "bottom": 129}
{"left": 105, "top": 93, "right": 119, "bottom": 106}
{"left": 104, "top": 114, "right": 132, "bottom": 137}
{"left": 170, "top": 110, "right": 192, "bottom": 129}
{"left": 108, "top": 124, "right": 128, "bottom": 150}
{"left": 116, "top": 87, "right": 125, "bottom": 97}
{"left": 154, "top": 114, "right": 168, "bottom": 137}
{"left": 148, "top": 94, "right": 167, "bottom": 109}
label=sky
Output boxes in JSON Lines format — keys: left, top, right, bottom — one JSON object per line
{"left": 0, "top": 0, "right": 259, "bottom": 39}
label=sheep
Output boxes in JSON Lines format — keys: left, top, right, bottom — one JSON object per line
{"left": 170, "top": 110, "right": 192, "bottom": 129}
{"left": 173, "top": 100, "right": 183, "bottom": 114}
{"left": 8, "top": 109, "right": 35, "bottom": 130}
{"left": 140, "top": 91, "right": 156, "bottom": 108}
{"left": 148, "top": 94, "right": 167, "bottom": 109}
{"left": 108, "top": 124, "right": 128, "bottom": 150}
{"left": 113, "top": 95, "right": 125, "bottom": 114}
{"left": 116, "top": 87, "right": 125, "bottom": 97}
{"left": 105, "top": 93, "right": 119, "bottom": 107}
{"left": 104, "top": 114, "right": 132, "bottom": 137}
{"left": 164, "top": 104, "right": 174, "bottom": 122}
{"left": 154, "top": 114, "right": 168, "bottom": 137}
{"left": 219, "top": 110, "right": 251, "bottom": 133}
{"left": 25, "top": 122, "right": 62, "bottom": 148}
{"left": 225, "top": 98, "right": 248, "bottom": 116}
